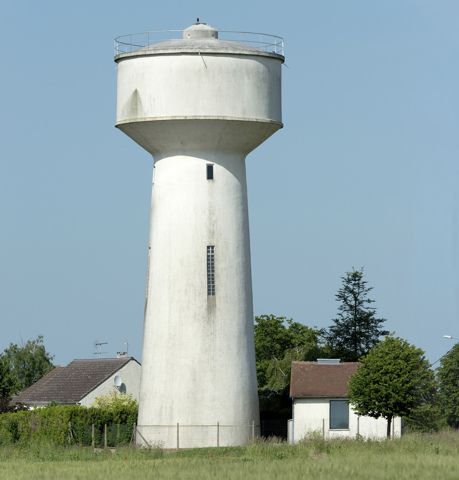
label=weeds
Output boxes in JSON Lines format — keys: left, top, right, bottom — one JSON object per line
{"left": 2, "top": 431, "right": 459, "bottom": 479}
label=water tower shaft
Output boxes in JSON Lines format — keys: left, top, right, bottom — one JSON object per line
{"left": 114, "top": 23, "right": 284, "bottom": 448}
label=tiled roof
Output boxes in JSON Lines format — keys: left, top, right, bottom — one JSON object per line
{"left": 290, "top": 361, "right": 360, "bottom": 398}
{"left": 13, "top": 358, "right": 138, "bottom": 405}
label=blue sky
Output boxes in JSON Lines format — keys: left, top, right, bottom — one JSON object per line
{"left": 2, "top": 0, "right": 459, "bottom": 367}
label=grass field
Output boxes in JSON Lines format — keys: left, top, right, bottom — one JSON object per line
{"left": 1, "top": 432, "right": 459, "bottom": 479}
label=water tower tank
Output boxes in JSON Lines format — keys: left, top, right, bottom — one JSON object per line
{"left": 115, "top": 23, "right": 284, "bottom": 448}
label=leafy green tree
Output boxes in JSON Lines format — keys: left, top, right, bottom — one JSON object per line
{"left": 3, "top": 335, "right": 55, "bottom": 394}
{"left": 0, "top": 356, "right": 17, "bottom": 401}
{"left": 347, "top": 335, "right": 437, "bottom": 438}
{"left": 254, "top": 315, "right": 329, "bottom": 421}
{"left": 323, "top": 267, "right": 389, "bottom": 361}
{"left": 254, "top": 315, "right": 326, "bottom": 389}
{"left": 437, "top": 342, "right": 459, "bottom": 428}
{"left": 403, "top": 402, "right": 444, "bottom": 433}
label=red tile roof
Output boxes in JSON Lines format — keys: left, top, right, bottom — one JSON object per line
{"left": 290, "top": 361, "right": 360, "bottom": 398}
{"left": 13, "top": 358, "right": 139, "bottom": 405}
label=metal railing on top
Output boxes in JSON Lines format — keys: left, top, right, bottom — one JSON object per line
{"left": 114, "top": 30, "right": 284, "bottom": 56}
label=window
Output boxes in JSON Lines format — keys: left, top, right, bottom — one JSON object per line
{"left": 206, "top": 164, "right": 214, "bottom": 180}
{"left": 207, "top": 246, "right": 215, "bottom": 295}
{"left": 330, "top": 401, "right": 349, "bottom": 429}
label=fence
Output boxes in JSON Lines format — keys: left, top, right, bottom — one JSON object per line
{"left": 135, "top": 422, "right": 259, "bottom": 450}
{"left": 68, "top": 420, "right": 287, "bottom": 449}
{"left": 69, "top": 423, "right": 135, "bottom": 448}
{"left": 114, "top": 30, "right": 284, "bottom": 56}
{"left": 291, "top": 416, "right": 401, "bottom": 442}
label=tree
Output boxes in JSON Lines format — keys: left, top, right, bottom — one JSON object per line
{"left": 437, "top": 342, "right": 459, "bottom": 428}
{"left": 254, "top": 315, "right": 322, "bottom": 389}
{"left": 323, "top": 267, "right": 389, "bottom": 361}
{"left": 3, "top": 335, "right": 55, "bottom": 394}
{"left": 347, "top": 335, "right": 437, "bottom": 438}
{"left": 254, "top": 315, "right": 325, "bottom": 421}
{"left": 0, "top": 356, "right": 17, "bottom": 401}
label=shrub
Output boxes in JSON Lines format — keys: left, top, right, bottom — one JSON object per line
{"left": 91, "top": 389, "right": 138, "bottom": 409}
{"left": 0, "top": 404, "right": 138, "bottom": 446}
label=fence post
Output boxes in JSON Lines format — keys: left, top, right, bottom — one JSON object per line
{"left": 134, "top": 423, "right": 137, "bottom": 446}
{"left": 357, "top": 416, "right": 360, "bottom": 437}
{"left": 92, "top": 424, "right": 95, "bottom": 448}
{"left": 252, "top": 420, "right": 255, "bottom": 441}
{"left": 217, "top": 422, "right": 219, "bottom": 447}
{"left": 104, "top": 424, "right": 107, "bottom": 448}
{"left": 177, "top": 423, "right": 179, "bottom": 451}
{"left": 68, "top": 421, "right": 73, "bottom": 444}
{"left": 322, "top": 419, "right": 325, "bottom": 440}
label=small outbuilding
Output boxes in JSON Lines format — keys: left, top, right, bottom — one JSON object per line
{"left": 290, "top": 359, "right": 402, "bottom": 442}
{"left": 11, "top": 357, "right": 141, "bottom": 408}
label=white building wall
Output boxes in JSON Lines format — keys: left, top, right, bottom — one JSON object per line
{"left": 80, "top": 360, "right": 141, "bottom": 407}
{"left": 293, "top": 398, "right": 402, "bottom": 442}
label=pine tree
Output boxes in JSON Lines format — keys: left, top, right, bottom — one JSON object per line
{"left": 323, "top": 267, "right": 388, "bottom": 362}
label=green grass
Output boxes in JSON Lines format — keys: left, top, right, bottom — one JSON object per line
{"left": 1, "top": 432, "right": 459, "bottom": 479}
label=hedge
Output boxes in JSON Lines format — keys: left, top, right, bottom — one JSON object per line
{"left": 0, "top": 404, "right": 138, "bottom": 446}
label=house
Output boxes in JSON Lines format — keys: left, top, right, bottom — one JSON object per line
{"left": 289, "top": 359, "right": 402, "bottom": 442}
{"left": 11, "top": 357, "right": 141, "bottom": 408}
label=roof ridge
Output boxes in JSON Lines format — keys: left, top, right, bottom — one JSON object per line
{"left": 71, "top": 357, "right": 133, "bottom": 362}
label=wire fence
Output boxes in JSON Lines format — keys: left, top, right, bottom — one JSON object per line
{"left": 68, "top": 423, "right": 135, "bottom": 448}
{"left": 68, "top": 420, "right": 287, "bottom": 449}
{"left": 136, "top": 422, "right": 260, "bottom": 450}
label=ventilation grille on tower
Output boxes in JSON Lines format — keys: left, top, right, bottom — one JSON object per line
{"left": 207, "top": 246, "right": 215, "bottom": 296}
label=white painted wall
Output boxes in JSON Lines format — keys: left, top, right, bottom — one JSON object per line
{"left": 116, "top": 53, "right": 282, "bottom": 128}
{"left": 292, "top": 398, "right": 403, "bottom": 442}
{"left": 115, "top": 28, "right": 283, "bottom": 448}
{"left": 80, "top": 359, "right": 141, "bottom": 407}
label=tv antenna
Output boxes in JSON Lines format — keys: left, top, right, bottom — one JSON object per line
{"left": 93, "top": 340, "right": 108, "bottom": 357}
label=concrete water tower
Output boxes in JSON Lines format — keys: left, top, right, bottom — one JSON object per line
{"left": 114, "top": 22, "right": 284, "bottom": 448}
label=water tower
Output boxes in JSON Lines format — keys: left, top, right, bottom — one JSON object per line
{"left": 114, "top": 23, "right": 284, "bottom": 448}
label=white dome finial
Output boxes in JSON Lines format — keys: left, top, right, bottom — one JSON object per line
{"left": 183, "top": 23, "right": 218, "bottom": 39}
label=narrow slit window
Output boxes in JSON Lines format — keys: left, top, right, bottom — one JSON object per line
{"left": 206, "top": 164, "right": 214, "bottom": 180}
{"left": 207, "top": 246, "right": 215, "bottom": 296}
